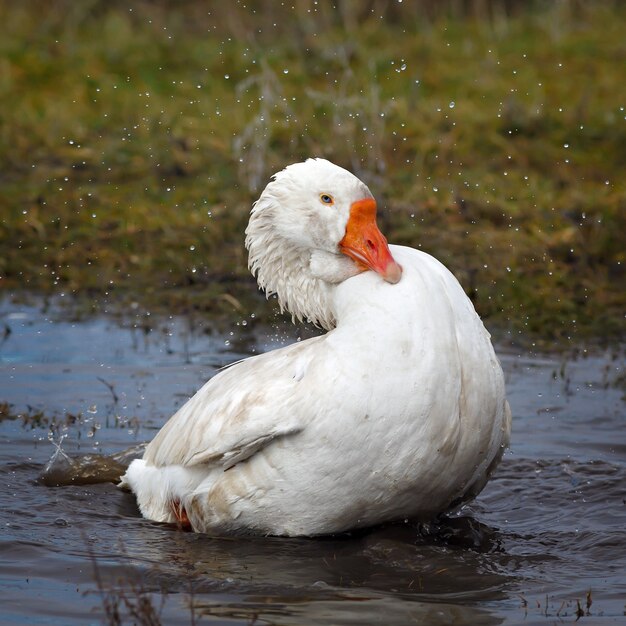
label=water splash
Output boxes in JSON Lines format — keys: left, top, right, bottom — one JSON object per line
{"left": 39, "top": 440, "right": 146, "bottom": 487}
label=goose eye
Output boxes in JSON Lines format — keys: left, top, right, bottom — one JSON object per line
{"left": 319, "top": 194, "right": 334, "bottom": 205}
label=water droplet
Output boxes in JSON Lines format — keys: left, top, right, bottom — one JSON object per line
{"left": 449, "top": 101, "right": 455, "bottom": 109}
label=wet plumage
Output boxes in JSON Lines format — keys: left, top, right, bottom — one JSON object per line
{"left": 122, "top": 158, "right": 511, "bottom": 536}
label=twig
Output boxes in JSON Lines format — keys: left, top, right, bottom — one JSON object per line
{"left": 97, "top": 377, "right": 119, "bottom": 404}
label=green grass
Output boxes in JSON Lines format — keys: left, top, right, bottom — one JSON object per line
{"left": 0, "top": 1, "right": 624, "bottom": 347}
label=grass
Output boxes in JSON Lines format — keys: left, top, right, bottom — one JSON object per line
{"left": 0, "top": 1, "right": 624, "bottom": 347}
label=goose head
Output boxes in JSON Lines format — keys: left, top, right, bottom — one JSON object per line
{"left": 245, "top": 158, "right": 402, "bottom": 330}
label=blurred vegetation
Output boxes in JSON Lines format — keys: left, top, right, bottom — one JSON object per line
{"left": 0, "top": 0, "right": 624, "bottom": 347}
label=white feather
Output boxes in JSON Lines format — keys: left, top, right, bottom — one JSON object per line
{"left": 122, "top": 159, "right": 511, "bottom": 536}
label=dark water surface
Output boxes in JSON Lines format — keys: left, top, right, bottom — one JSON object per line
{"left": 1, "top": 300, "right": 624, "bottom": 625}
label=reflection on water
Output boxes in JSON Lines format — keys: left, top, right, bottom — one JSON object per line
{"left": 0, "top": 299, "right": 624, "bottom": 624}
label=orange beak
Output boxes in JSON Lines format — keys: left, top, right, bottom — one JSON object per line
{"left": 339, "top": 198, "right": 402, "bottom": 284}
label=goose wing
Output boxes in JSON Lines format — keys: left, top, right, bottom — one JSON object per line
{"left": 143, "top": 336, "right": 324, "bottom": 470}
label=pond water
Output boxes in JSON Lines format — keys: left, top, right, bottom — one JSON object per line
{"left": 0, "top": 299, "right": 624, "bottom": 625}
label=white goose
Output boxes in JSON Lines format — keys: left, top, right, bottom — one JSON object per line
{"left": 122, "top": 158, "right": 511, "bottom": 536}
